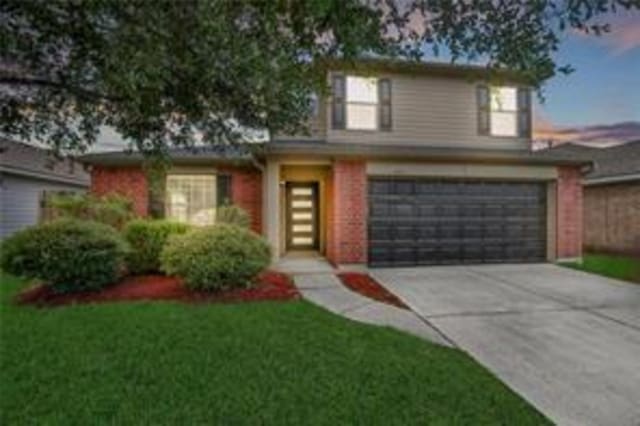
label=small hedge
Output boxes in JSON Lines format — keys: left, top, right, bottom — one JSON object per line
{"left": 216, "top": 205, "right": 251, "bottom": 228}
{"left": 47, "top": 192, "right": 135, "bottom": 229}
{"left": 0, "top": 220, "right": 129, "bottom": 293}
{"left": 160, "top": 224, "right": 271, "bottom": 291}
{"left": 123, "top": 219, "right": 190, "bottom": 274}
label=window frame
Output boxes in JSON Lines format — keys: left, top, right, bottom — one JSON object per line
{"left": 164, "top": 172, "right": 219, "bottom": 226}
{"left": 479, "top": 85, "right": 531, "bottom": 138}
{"left": 345, "top": 75, "right": 380, "bottom": 131}
{"left": 489, "top": 86, "right": 519, "bottom": 138}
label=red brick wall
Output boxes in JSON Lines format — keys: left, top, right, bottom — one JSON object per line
{"left": 90, "top": 165, "right": 262, "bottom": 232}
{"left": 220, "top": 166, "right": 263, "bottom": 234}
{"left": 327, "top": 160, "right": 367, "bottom": 264}
{"left": 91, "top": 167, "right": 149, "bottom": 217}
{"left": 557, "top": 166, "right": 583, "bottom": 259}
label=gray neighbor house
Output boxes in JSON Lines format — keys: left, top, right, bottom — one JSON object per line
{"left": 0, "top": 137, "right": 90, "bottom": 239}
{"left": 538, "top": 140, "right": 640, "bottom": 256}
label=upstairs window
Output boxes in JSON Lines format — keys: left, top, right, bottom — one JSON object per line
{"left": 332, "top": 75, "right": 392, "bottom": 131}
{"left": 346, "top": 76, "right": 378, "bottom": 130}
{"left": 478, "top": 85, "right": 531, "bottom": 137}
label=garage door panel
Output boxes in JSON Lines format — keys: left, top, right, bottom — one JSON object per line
{"left": 368, "top": 178, "right": 547, "bottom": 266}
{"left": 392, "top": 203, "right": 416, "bottom": 217}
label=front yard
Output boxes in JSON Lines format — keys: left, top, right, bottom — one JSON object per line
{"left": 561, "top": 253, "right": 640, "bottom": 284}
{"left": 1, "top": 273, "right": 549, "bottom": 425}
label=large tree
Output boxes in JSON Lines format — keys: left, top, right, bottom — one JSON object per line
{"left": 1, "top": 0, "right": 638, "bottom": 154}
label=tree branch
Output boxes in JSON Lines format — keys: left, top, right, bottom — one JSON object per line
{"left": 0, "top": 76, "right": 122, "bottom": 102}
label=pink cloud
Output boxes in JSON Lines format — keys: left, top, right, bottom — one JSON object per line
{"left": 571, "top": 12, "right": 640, "bottom": 55}
{"left": 533, "top": 118, "right": 640, "bottom": 147}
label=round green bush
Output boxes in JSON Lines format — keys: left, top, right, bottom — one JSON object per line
{"left": 160, "top": 224, "right": 271, "bottom": 291}
{"left": 123, "top": 219, "right": 190, "bottom": 274}
{"left": 0, "top": 219, "right": 129, "bottom": 293}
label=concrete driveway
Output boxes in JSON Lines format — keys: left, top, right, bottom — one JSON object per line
{"left": 371, "top": 264, "right": 640, "bottom": 426}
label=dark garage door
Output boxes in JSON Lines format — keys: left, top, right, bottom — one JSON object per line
{"left": 368, "top": 179, "right": 547, "bottom": 267}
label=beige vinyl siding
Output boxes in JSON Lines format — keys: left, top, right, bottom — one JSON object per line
{"left": 325, "top": 72, "right": 529, "bottom": 150}
{"left": 275, "top": 70, "right": 530, "bottom": 150}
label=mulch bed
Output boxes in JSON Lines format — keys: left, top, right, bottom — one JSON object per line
{"left": 17, "top": 271, "right": 300, "bottom": 307}
{"left": 337, "top": 272, "right": 409, "bottom": 310}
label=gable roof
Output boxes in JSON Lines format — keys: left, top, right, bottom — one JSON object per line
{"left": 79, "top": 144, "right": 256, "bottom": 166}
{"left": 80, "top": 139, "right": 590, "bottom": 167}
{"left": 536, "top": 141, "right": 640, "bottom": 184}
{"left": 0, "top": 137, "right": 90, "bottom": 186}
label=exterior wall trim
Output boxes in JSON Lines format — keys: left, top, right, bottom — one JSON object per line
{"left": 584, "top": 174, "right": 640, "bottom": 186}
{"left": 546, "top": 182, "right": 557, "bottom": 261}
{"left": 367, "top": 162, "right": 558, "bottom": 180}
{"left": 1, "top": 166, "right": 90, "bottom": 187}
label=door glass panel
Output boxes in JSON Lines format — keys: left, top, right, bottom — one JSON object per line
{"left": 292, "top": 237, "right": 313, "bottom": 245}
{"left": 292, "top": 200, "right": 313, "bottom": 208}
{"left": 293, "top": 224, "right": 313, "bottom": 232}
{"left": 291, "top": 187, "right": 313, "bottom": 196}
{"left": 292, "top": 212, "right": 312, "bottom": 220}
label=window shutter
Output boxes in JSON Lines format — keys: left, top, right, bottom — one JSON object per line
{"left": 39, "top": 190, "right": 49, "bottom": 222}
{"left": 217, "top": 174, "right": 232, "bottom": 206}
{"left": 331, "top": 75, "right": 345, "bottom": 129}
{"left": 477, "top": 85, "right": 490, "bottom": 135}
{"left": 517, "top": 87, "right": 531, "bottom": 138}
{"left": 378, "top": 78, "right": 392, "bottom": 131}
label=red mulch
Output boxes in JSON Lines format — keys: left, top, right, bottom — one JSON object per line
{"left": 337, "top": 272, "right": 409, "bottom": 310}
{"left": 17, "top": 271, "right": 300, "bottom": 307}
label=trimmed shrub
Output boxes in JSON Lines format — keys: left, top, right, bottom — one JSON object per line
{"left": 123, "top": 219, "right": 190, "bottom": 274}
{"left": 216, "top": 205, "right": 251, "bottom": 228}
{"left": 47, "top": 192, "right": 135, "bottom": 229}
{"left": 160, "top": 224, "right": 270, "bottom": 291}
{"left": 0, "top": 220, "right": 129, "bottom": 293}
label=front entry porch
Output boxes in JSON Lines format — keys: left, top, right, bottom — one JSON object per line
{"left": 272, "top": 163, "right": 332, "bottom": 261}
{"left": 274, "top": 251, "right": 335, "bottom": 274}
{"left": 263, "top": 158, "right": 367, "bottom": 267}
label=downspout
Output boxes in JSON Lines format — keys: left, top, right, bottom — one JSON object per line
{"left": 248, "top": 133, "right": 269, "bottom": 172}
{"left": 249, "top": 149, "right": 265, "bottom": 172}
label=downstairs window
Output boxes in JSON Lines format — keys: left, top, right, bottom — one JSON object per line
{"left": 165, "top": 174, "right": 219, "bottom": 226}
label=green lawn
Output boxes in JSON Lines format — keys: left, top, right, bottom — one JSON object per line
{"left": 1, "top": 273, "right": 549, "bottom": 425}
{"left": 561, "top": 253, "right": 640, "bottom": 284}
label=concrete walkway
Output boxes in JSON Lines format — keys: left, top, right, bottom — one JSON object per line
{"left": 372, "top": 264, "right": 640, "bottom": 426}
{"left": 294, "top": 273, "right": 452, "bottom": 347}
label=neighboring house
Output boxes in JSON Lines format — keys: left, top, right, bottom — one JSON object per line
{"left": 80, "top": 59, "right": 587, "bottom": 267}
{"left": 538, "top": 141, "right": 640, "bottom": 256}
{"left": 0, "top": 138, "right": 90, "bottom": 238}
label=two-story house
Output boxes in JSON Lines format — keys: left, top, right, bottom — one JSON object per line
{"left": 81, "top": 59, "right": 587, "bottom": 267}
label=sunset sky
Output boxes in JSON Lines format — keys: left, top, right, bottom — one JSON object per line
{"left": 532, "top": 10, "right": 640, "bottom": 146}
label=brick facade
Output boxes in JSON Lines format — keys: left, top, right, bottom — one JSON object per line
{"left": 90, "top": 165, "right": 262, "bottom": 233}
{"left": 584, "top": 182, "right": 640, "bottom": 255}
{"left": 220, "top": 166, "right": 263, "bottom": 234}
{"left": 326, "top": 160, "right": 367, "bottom": 264}
{"left": 556, "top": 166, "right": 583, "bottom": 259}
{"left": 91, "top": 167, "right": 149, "bottom": 217}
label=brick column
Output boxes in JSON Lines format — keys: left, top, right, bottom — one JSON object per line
{"left": 226, "top": 167, "right": 263, "bottom": 235}
{"left": 557, "top": 166, "right": 583, "bottom": 260}
{"left": 327, "top": 160, "right": 367, "bottom": 265}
